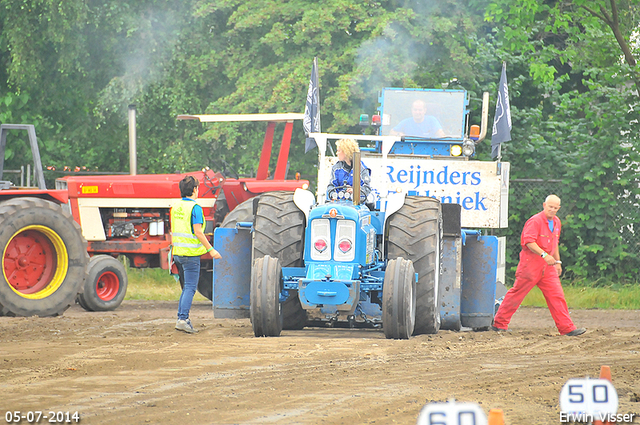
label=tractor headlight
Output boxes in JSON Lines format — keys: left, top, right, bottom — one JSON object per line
{"left": 310, "top": 219, "right": 331, "bottom": 261}
{"left": 462, "top": 140, "right": 475, "bottom": 157}
{"left": 314, "top": 237, "right": 328, "bottom": 253}
{"left": 450, "top": 144, "right": 462, "bottom": 156}
{"left": 337, "top": 238, "right": 352, "bottom": 253}
{"left": 334, "top": 220, "right": 356, "bottom": 262}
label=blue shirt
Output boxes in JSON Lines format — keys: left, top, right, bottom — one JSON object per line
{"left": 182, "top": 197, "right": 204, "bottom": 233}
{"left": 327, "top": 161, "right": 372, "bottom": 200}
{"left": 392, "top": 116, "right": 443, "bottom": 138}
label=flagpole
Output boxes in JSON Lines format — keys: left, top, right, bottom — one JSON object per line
{"left": 491, "top": 61, "right": 511, "bottom": 161}
{"left": 498, "top": 61, "right": 504, "bottom": 162}
{"left": 304, "top": 56, "right": 333, "bottom": 155}
{"left": 314, "top": 56, "right": 320, "bottom": 131}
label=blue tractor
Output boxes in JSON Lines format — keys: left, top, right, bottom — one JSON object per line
{"left": 250, "top": 168, "right": 442, "bottom": 339}
{"left": 212, "top": 87, "right": 508, "bottom": 339}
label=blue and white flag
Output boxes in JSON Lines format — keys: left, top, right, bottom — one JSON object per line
{"left": 491, "top": 62, "right": 511, "bottom": 159}
{"left": 304, "top": 57, "right": 321, "bottom": 153}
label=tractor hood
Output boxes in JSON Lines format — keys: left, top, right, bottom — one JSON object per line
{"left": 308, "top": 201, "right": 370, "bottom": 222}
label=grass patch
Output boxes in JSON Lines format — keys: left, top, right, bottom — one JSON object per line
{"left": 520, "top": 283, "right": 640, "bottom": 310}
{"left": 124, "top": 265, "right": 640, "bottom": 310}
{"left": 124, "top": 267, "right": 208, "bottom": 302}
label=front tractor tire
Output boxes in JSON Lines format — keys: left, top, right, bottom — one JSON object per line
{"left": 0, "top": 198, "right": 89, "bottom": 317}
{"left": 383, "top": 258, "right": 416, "bottom": 340}
{"left": 387, "top": 196, "right": 442, "bottom": 335}
{"left": 251, "top": 255, "right": 283, "bottom": 337}
{"left": 253, "top": 192, "right": 307, "bottom": 330}
{"left": 76, "top": 255, "right": 128, "bottom": 311}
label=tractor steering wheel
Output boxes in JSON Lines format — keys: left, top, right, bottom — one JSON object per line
{"left": 213, "top": 160, "right": 240, "bottom": 180}
{"left": 328, "top": 185, "right": 354, "bottom": 201}
{"left": 200, "top": 168, "right": 223, "bottom": 197}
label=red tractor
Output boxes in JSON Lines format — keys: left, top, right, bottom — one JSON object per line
{"left": 0, "top": 124, "right": 89, "bottom": 317}
{"left": 0, "top": 115, "right": 309, "bottom": 316}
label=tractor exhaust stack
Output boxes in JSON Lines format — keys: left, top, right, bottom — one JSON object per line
{"left": 128, "top": 104, "right": 137, "bottom": 175}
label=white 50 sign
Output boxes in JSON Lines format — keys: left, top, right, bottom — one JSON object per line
{"left": 559, "top": 378, "right": 618, "bottom": 417}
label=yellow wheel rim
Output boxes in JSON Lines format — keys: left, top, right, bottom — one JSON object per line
{"left": 2, "top": 225, "right": 69, "bottom": 299}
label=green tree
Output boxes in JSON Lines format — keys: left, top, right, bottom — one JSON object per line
{"left": 168, "top": 0, "right": 501, "bottom": 183}
{"left": 0, "top": 0, "right": 201, "bottom": 176}
{"left": 2, "top": 0, "right": 637, "bottom": 281}
{"left": 0, "top": 0, "right": 502, "bottom": 180}
{"left": 486, "top": 0, "right": 640, "bottom": 281}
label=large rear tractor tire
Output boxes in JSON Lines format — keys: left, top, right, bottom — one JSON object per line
{"left": 251, "top": 255, "right": 283, "bottom": 337}
{"left": 382, "top": 258, "right": 416, "bottom": 340}
{"left": 253, "top": 192, "right": 307, "bottom": 330}
{"left": 196, "top": 268, "right": 213, "bottom": 301}
{"left": 0, "top": 198, "right": 89, "bottom": 317}
{"left": 76, "top": 255, "right": 128, "bottom": 311}
{"left": 220, "top": 196, "right": 258, "bottom": 229}
{"left": 387, "top": 196, "right": 442, "bottom": 335}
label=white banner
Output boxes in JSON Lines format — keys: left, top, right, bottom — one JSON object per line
{"left": 318, "top": 156, "right": 509, "bottom": 228}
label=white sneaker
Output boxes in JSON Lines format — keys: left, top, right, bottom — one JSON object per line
{"left": 175, "top": 319, "right": 199, "bottom": 334}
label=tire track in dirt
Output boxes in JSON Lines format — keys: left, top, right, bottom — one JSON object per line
{"left": 1, "top": 302, "right": 638, "bottom": 424}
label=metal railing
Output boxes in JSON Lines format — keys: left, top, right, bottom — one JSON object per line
{"left": 1, "top": 164, "right": 37, "bottom": 188}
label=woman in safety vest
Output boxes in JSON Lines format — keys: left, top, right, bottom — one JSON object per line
{"left": 171, "top": 175, "right": 221, "bottom": 333}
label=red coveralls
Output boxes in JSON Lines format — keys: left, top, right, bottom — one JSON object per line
{"left": 493, "top": 211, "right": 577, "bottom": 334}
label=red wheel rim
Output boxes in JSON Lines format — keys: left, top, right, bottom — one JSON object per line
{"left": 4, "top": 230, "right": 57, "bottom": 294}
{"left": 95, "top": 271, "right": 120, "bottom": 301}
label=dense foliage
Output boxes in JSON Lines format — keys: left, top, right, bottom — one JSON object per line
{"left": 486, "top": 0, "right": 640, "bottom": 281}
{"left": 0, "top": 0, "right": 638, "bottom": 280}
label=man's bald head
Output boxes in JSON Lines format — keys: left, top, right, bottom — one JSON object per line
{"left": 543, "top": 194, "right": 561, "bottom": 220}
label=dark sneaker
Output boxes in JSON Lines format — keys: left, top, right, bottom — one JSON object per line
{"left": 564, "top": 328, "right": 586, "bottom": 336}
{"left": 490, "top": 326, "right": 508, "bottom": 332}
{"left": 175, "top": 319, "right": 199, "bottom": 334}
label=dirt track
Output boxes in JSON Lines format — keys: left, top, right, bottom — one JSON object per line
{"left": 1, "top": 301, "right": 639, "bottom": 425}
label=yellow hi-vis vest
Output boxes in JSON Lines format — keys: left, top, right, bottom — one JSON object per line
{"left": 170, "top": 199, "right": 207, "bottom": 257}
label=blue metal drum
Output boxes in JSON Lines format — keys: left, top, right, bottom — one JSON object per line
{"left": 212, "top": 224, "right": 253, "bottom": 318}
{"left": 460, "top": 234, "right": 498, "bottom": 329}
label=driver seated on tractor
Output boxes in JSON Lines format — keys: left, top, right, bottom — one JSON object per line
{"left": 326, "top": 138, "right": 372, "bottom": 203}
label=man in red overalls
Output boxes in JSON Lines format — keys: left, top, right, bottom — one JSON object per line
{"left": 492, "top": 194, "right": 586, "bottom": 336}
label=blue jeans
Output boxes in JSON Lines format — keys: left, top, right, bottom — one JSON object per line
{"left": 173, "top": 255, "right": 200, "bottom": 321}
